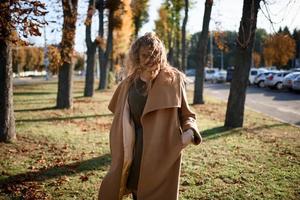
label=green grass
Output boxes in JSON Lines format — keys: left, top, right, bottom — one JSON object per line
{"left": 0, "top": 80, "right": 299, "bottom": 200}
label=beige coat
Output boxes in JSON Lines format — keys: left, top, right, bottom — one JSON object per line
{"left": 98, "top": 70, "right": 200, "bottom": 200}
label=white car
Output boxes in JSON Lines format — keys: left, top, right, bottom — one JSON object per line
{"left": 292, "top": 75, "right": 300, "bottom": 91}
{"left": 254, "top": 71, "right": 272, "bottom": 88}
{"left": 249, "top": 68, "right": 268, "bottom": 84}
{"left": 283, "top": 72, "right": 300, "bottom": 90}
{"left": 265, "top": 71, "right": 290, "bottom": 90}
{"left": 205, "top": 68, "right": 219, "bottom": 82}
{"left": 215, "top": 70, "right": 227, "bottom": 83}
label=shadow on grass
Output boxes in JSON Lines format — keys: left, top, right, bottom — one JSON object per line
{"left": 14, "top": 92, "right": 57, "bottom": 96}
{"left": 14, "top": 98, "right": 56, "bottom": 103}
{"left": 202, "top": 123, "right": 287, "bottom": 140}
{"left": 16, "top": 113, "right": 113, "bottom": 123}
{"left": 15, "top": 106, "right": 56, "bottom": 112}
{"left": 0, "top": 154, "right": 111, "bottom": 186}
{"left": 14, "top": 91, "right": 84, "bottom": 96}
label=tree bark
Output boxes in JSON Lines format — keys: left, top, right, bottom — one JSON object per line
{"left": 175, "top": 28, "right": 181, "bottom": 70}
{"left": 56, "top": 0, "right": 78, "bottom": 109}
{"left": 0, "top": 2, "right": 16, "bottom": 142}
{"left": 57, "top": 62, "right": 74, "bottom": 108}
{"left": 181, "top": 0, "right": 189, "bottom": 72}
{"left": 84, "top": 47, "right": 96, "bottom": 96}
{"left": 97, "top": 0, "right": 105, "bottom": 90}
{"left": 134, "top": 17, "right": 140, "bottom": 38}
{"left": 84, "top": 0, "right": 96, "bottom": 97}
{"left": 193, "top": 0, "right": 213, "bottom": 104}
{"left": 0, "top": 38, "right": 16, "bottom": 143}
{"left": 225, "top": 0, "right": 261, "bottom": 128}
{"left": 99, "top": 3, "right": 115, "bottom": 90}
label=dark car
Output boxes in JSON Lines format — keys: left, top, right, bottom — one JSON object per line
{"left": 226, "top": 66, "right": 234, "bottom": 82}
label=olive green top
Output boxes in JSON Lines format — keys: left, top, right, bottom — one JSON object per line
{"left": 126, "top": 78, "right": 148, "bottom": 191}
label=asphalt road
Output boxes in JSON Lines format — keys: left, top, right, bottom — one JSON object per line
{"left": 202, "top": 82, "right": 300, "bottom": 126}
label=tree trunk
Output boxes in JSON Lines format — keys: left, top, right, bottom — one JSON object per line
{"left": 56, "top": 0, "right": 78, "bottom": 109}
{"left": 175, "top": 29, "right": 181, "bottom": 70}
{"left": 84, "top": 0, "right": 96, "bottom": 97}
{"left": 224, "top": 0, "right": 261, "bottom": 128}
{"left": 0, "top": 39, "right": 16, "bottom": 142}
{"left": 57, "top": 62, "right": 74, "bottom": 108}
{"left": 99, "top": 5, "right": 114, "bottom": 90}
{"left": 0, "top": 3, "right": 16, "bottom": 143}
{"left": 97, "top": 0, "right": 105, "bottom": 90}
{"left": 84, "top": 47, "right": 96, "bottom": 96}
{"left": 181, "top": 0, "right": 189, "bottom": 72}
{"left": 193, "top": 0, "right": 213, "bottom": 104}
{"left": 134, "top": 17, "right": 140, "bottom": 38}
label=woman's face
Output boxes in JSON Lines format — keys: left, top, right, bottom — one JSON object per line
{"left": 139, "top": 46, "right": 160, "bottom": 81}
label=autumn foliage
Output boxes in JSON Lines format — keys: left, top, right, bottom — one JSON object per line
{"left": 214, "top": 31, "right": 229, "bottom": 52}
{"left": 48, "top": 45, "right": 62, "bottom": 74}
{"left": 114, "top": 0, "right": 134, "bottom": 72}
{"left": 0, "top": 0, "right": 47, "bottom": 42}
{"left": 252, "top": 51, "right": 261, "bottom": 68}
{"left": 263, "top": 33, "right": 296, "bottom": 67}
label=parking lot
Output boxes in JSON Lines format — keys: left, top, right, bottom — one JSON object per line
{"left": 202, "top": 82, "right": 300, "bottom": 126}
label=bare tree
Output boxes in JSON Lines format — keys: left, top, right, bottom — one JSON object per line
{"left": 181, "top": 0, "right": 189, "bottom": 72}
{"left": 84, "top": 0, "right": 97, "bottom": 97}
{"left": 96, "top": 0, "right": 105, "bottom": 90}
{"left": 131, "top": 0, "right": 149, "bottom": 38}
{"left": 98, "top": 0, "right": 122, "bottom": 90}
{"left": 193, "top": 0, "right": 213, "bottom": 104}
{"left": 225, "top": 0, "right": 261, "bottom": 128}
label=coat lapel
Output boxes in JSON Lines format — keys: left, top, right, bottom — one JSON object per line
{"left": 141, "top": 70, "right": 181, "bottom": 120}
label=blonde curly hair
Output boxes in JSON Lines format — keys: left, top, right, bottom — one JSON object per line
{"left": 125, "top": 32, "right": 182, "bottom": 88}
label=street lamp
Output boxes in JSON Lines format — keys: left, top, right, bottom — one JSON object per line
{"left": 43, "top": 16, "right": 49, "bottom": 80}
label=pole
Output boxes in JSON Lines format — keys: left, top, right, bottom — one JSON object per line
{"left": 43, "top": 16, "right": 49, "bottom": 80}
{"left": 221, "top": 50, "right": 224, "bottom": 70}
{"left": 210, "top": 31, "right": 213, "bottom": 68}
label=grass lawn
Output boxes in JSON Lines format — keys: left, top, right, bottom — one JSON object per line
{"left": 0, "top": 80, "right": 299, "bottom": 200}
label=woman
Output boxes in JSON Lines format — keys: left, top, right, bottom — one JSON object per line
{"left": 98, "top": 32, "right": 202, "bottom": 200}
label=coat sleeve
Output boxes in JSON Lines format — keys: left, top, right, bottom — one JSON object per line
{"left": 179, "top": 78, "right": 202, "bottom": 145}
{"left": 108, "top": 83, "right": 123, "bottom": 114}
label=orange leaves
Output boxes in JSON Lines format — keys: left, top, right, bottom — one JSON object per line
{"left": 113, "top": 0, "right": 134, "bottom": 58}
{"left": 84, "top": 18, "right": 92, "bottom": 26}
{"left": 60, "top": 0, "right": 78, "bottom": 64}
{"left": 48, "top": 45, "right": 62, "bottom": 74}
{"left": 263, "top": 33, "right": 296, "bottom": 67}
{"left": 95, "top": 36, "right": 106, "bottom": 49}
{"left": 214, "top": 31, "right": 229, "bottom": 52}
{"left": 0, "top": 0, "right": 47, "bottom": 42}
{"left": 252, "top": 51, "right": 261, "bottom": 68}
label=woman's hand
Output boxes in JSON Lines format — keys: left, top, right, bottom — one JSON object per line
{"left": 181, "top": 129, "right": 194, "bottom": 148}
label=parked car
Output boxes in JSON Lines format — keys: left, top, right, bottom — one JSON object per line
{"left": 215, "top": 70, "right": 227, "bottom": 83}
{"left": 226, "top": 66, "right": 234, "bottom": 82}
{"left": 205, "top": 68, "right": 219, "bottom": 82}
{"left": 209, "top": 70, "right": 227, "bottom": 83}
{"left": 186, "top": 68, "right": 196, "bottom": 76}
{"left": 291, "top": 68, "right": 300, "bottom": 72}
{"left": 254, "top": 72, "right": 273, "bottom": 88}
{"left": 265, "top": 71, "right": 290, "bottom": 90}
{"left": 283, "top": 72, "right": 300, "bottom": 90}
{"left": 292, "top": 75, "right": 300, "bottom": 91}
{"left": 249, "top": 68, "right": 268, "bottom": 85}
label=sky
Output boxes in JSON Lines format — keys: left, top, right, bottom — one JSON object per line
{"left": 30, "top": 0, "right": 300, "bottom": 53}
{"left": 140, "top": 0, "right": 300, "bottom": 35}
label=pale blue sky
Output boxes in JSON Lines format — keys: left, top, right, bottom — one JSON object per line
{"left": 30, "top": 0, "right": 300, "bottom": 53}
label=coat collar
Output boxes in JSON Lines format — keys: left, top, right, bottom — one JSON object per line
{"left": 123, "top": 69, "right": 181, "bottom": 120}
